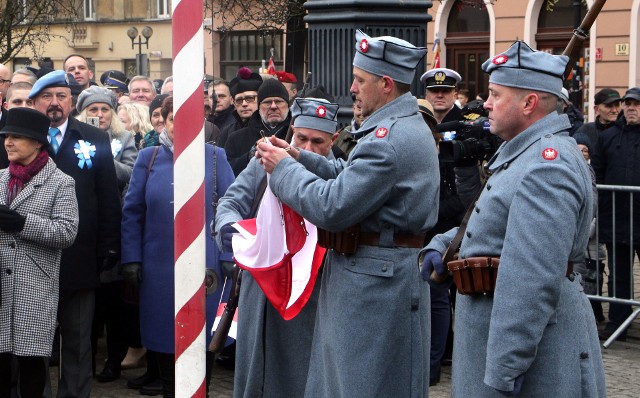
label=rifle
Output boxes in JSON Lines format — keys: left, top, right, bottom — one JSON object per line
{"left": 209, "top": 264, "right": 241, "bottom": 353}
{"left": 562, "top": 0, "right": 607, "bottom": 79}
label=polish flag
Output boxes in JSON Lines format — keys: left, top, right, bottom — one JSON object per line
{"left": 267, "top": 56, "right": 276, "bottom": 75}
{"left": 212, "top": 303, "right": 238, "bottom": 340}
{"left": 231, "top": 176, "right": 325, "bottom": 320}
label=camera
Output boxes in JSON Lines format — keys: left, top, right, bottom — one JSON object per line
{"left": 436, "top": 100, "right": 502, "bottom": 163}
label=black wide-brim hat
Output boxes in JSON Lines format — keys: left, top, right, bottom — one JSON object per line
{"left": 0, "top": 108, "right": 51, "bottom": 147}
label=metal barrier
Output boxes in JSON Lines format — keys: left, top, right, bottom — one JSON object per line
{"left": 588, "top": 184, "right": 640, "bottom": 348}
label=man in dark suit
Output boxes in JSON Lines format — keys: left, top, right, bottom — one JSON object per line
{"left": 31, "top": 70, "right": 121, "bottom": 397}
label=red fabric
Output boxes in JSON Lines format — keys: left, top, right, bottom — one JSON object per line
{"left": 267, "top": 57, "right": 276, "bottom": 75}
{"left": 7, "top": 150, "right": 49, "bottom": 205}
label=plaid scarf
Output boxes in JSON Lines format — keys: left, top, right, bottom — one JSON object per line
{"left": 7, "top": 150, "right": 49, "bottom": 205}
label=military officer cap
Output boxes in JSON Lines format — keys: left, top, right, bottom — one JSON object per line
{"left": 29, "top": 70, "right": 82, "bottom": 99}
{"left": 291, "top": 98, "right": 339, "bottom": 134}
{"left": 100, "top": 70, "right": 130, "bottom": 92}
{"left": 353, "top": 30, "right": 426, "bottom": 85}
{"left": 481, "top": 41, "right": 569, "bottom": 97}
{"left": 420, "top": 68, "right": 461, "bottom": 89}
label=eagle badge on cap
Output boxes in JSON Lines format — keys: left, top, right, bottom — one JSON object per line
{"left": 316, "top": 105, "right": 327, "bottom": 118}
{"left": 360, "top": 39, "right": 369, "bottom": 53}
{"left": 492, "top": 55, "right": 508, "bottom": 65}
{"left": 435, "top": 71, "right": 446, "bottom": 84}
{"left": 375, "top": 127, "right": 388, "bottom": 138}
{"left": 542, "top": 148, "right": 558, "bottom": 160}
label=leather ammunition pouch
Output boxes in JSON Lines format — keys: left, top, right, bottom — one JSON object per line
{"left": 448, "top": 256, "right": 574, "bottom": 296}
{"left": 317, "top": 225, "right": 424, "bottom": 255}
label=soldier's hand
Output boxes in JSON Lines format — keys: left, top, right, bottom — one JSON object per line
{"left": 420, "top": 250, "right": 445, "bottom": 281}
{"left": 256, "top": 141, "right": 290, "bottom": 173}
{"left": 220, "top": 223, "right": 238, "bottom": 253}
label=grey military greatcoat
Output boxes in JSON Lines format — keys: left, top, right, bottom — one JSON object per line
{"left": 427, "top": 112, "right": 606, "bottom": 397}
{"left": 269, "top": 92, "right": 440, "bottom": 398}
{"left": 0, "top": 159, "right": 79, "bottom": 357}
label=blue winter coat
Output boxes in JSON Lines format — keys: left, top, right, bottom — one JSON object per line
{"left": 121, "top": 144, "right": 235, "bottom": 353}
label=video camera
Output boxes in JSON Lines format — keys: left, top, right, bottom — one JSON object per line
{"left": 436, "top": 99, "right": 502, "bottom": 163}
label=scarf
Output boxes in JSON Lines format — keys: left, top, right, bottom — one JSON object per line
{"left": 159, "top": 130, "right": 174, "bottom": 153}
{"left": 7, "top": 150, "right": 49, "bottom": 205}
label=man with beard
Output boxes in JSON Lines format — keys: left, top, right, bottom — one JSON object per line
{"left": 30, "top": 70, "right": 121, "bottom": 398}
{"left": 224, "top": 78, "right": 291, "bottom": 176}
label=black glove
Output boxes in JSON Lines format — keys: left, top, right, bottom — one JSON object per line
{"left": 220, "top": 223, "right": 238, "bottom": 253}
{"left": 121, "top": 262, "right": 142, "bottom": 285}
{"left": 0, "top": 205, "right": 26, "bottom": 233}
{"left": 98, "top": 250, "right": 119, "bottom": 272}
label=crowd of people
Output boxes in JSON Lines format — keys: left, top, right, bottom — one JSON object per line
{"left": 1, "top": 30, "right": 636, "bottom": 397}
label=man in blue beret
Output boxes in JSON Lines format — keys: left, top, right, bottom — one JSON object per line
{"left": 215, "top": 97, "right": 339, "bottom": 397}
{"left": 423, "top": 41, "right": 606, "bottom": 397}
{"left": 256, "top": 30, "right": 439, "bottom": 397}
{"left": 30, "top": 70, "right": 122, "bottom": 397}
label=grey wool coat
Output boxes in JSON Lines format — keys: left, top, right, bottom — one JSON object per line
{"left": 216, "top": 154, "right": 332, "bottom": 398}
{"left": 269, "top": 92, "right": 440, "bottom": 398}
{"left": 426, "top": 112, "right": 606, "bottom": 397}
{"left": 0, "top": 158, "right": 79, "bottom": 357}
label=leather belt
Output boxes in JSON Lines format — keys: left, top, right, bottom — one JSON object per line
{"left": 358, "top": 232, "right": 425, "bottom": 249}
{"left": 448, "top": 256, "right": 574, "bottom": 296}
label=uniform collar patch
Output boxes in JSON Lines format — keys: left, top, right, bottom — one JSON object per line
{"left": 542, "top": 147, "right": 558, "bottom": 160}
{"left": 375, "top": 127, "right": 388, "bottom": 138}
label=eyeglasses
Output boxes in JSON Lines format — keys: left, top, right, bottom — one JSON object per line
{"left": 0, "top": 79, "right": 11, "bottom": 85}
{"left": 234, "top": 95, "right": 257, "bottom": 105}
{"left": 260, "top": 99, "right": 288, "bottom": 107}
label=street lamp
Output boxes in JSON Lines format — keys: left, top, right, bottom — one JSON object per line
{"left": 127, "top": 26, "right": 154, "bottom": 76}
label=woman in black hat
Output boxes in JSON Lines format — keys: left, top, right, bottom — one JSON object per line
{"left": 0, "top": 108, "right": 79, "bottom": 397}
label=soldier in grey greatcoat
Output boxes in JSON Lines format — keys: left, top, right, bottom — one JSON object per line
{"left": 215, "top": 97, "right": 339, "bottom": 398}
{"left": 423, "top": 41, "right": 606, "bottom": 397}
{"left": 257, "top": 30, "right": 439, "bottom": 397}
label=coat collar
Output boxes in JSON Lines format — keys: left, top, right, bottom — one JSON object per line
{"left": 358, "top": 92, "right": 419, "bottom": 133}
{"left": 487, "top": 112, "right": 571, "bottom": 171}
{"left": 0, "top": 157, "right": 57, "bottom": 209}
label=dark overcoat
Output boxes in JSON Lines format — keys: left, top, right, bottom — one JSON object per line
{"left": 50, "top": 117, "right": 122, "bottom": 290}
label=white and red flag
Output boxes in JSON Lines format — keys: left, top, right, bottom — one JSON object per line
{"left": 231, "top": 175, "right": 325, "bottom": 320}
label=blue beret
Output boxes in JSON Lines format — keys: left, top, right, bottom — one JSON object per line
{"left": 29, "top": 70, "right": 74, "bottom": 99}
{"left": 353, "top": 30, "right": 426, "bottom": 84}
{"left": 481, "top": 41, "right": 568, "bottom": 97}
{"left": 291, "top": 98, "right": 339, "bottom": 134}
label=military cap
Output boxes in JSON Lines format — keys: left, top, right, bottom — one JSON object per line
{"left": 230, "top": 67, "right": 263, "bottom": 97}
{"left": 76, "top": 86, "right": 118, "bottom": 113}
{"left": 594, "top": 88, "right": 621, "bottom": 105}
{"left": 622, "top": 87, "right": 640, "bottom": 102}
{"left": 29, "top": 70, "right": 80, "bottom": 99}
{"left": 100, "top": 70, "right": 130, "bottom": 92}
{"left": 353, "top": 30, "right": 426, "bottom": 84}
{"left": 420, "top": 68, "right": 461, "bottom": 89}
{"left": 275, "top": 71, "right": 297, "bottom": 84}
{"left": 481, "top": 41, "right": 569, "bottom": 97}
{"left": 0, "top": 107, "right": 51, "bottom": 147}
{"left": 291, "top": 98, "right": 339, "bottom": 134}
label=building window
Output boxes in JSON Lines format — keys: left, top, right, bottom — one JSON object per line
{"left": 219, "top": 31, "right": 283, "bottom": 80}
{"left": 12, "top": 58, "right": 31, "bottom": 71}
{"left": 158, "top": 0, "right": 170, "bottom": 18}
{"left": 84, "top": 0, "right": 94, "bottom": 20}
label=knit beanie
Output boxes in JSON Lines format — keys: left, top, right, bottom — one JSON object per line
{"left": 76, "top": 86, "right": 118, "bottom": 113}
{"left": 149, "top": 94, "right": 169, "bottom": 118}
{"left": 258, "top": 78, "right": 289, "bottom": 104}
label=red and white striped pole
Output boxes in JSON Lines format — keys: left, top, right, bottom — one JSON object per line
{"left": 172, "top": 0, "right": 206, "bottom": 396}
